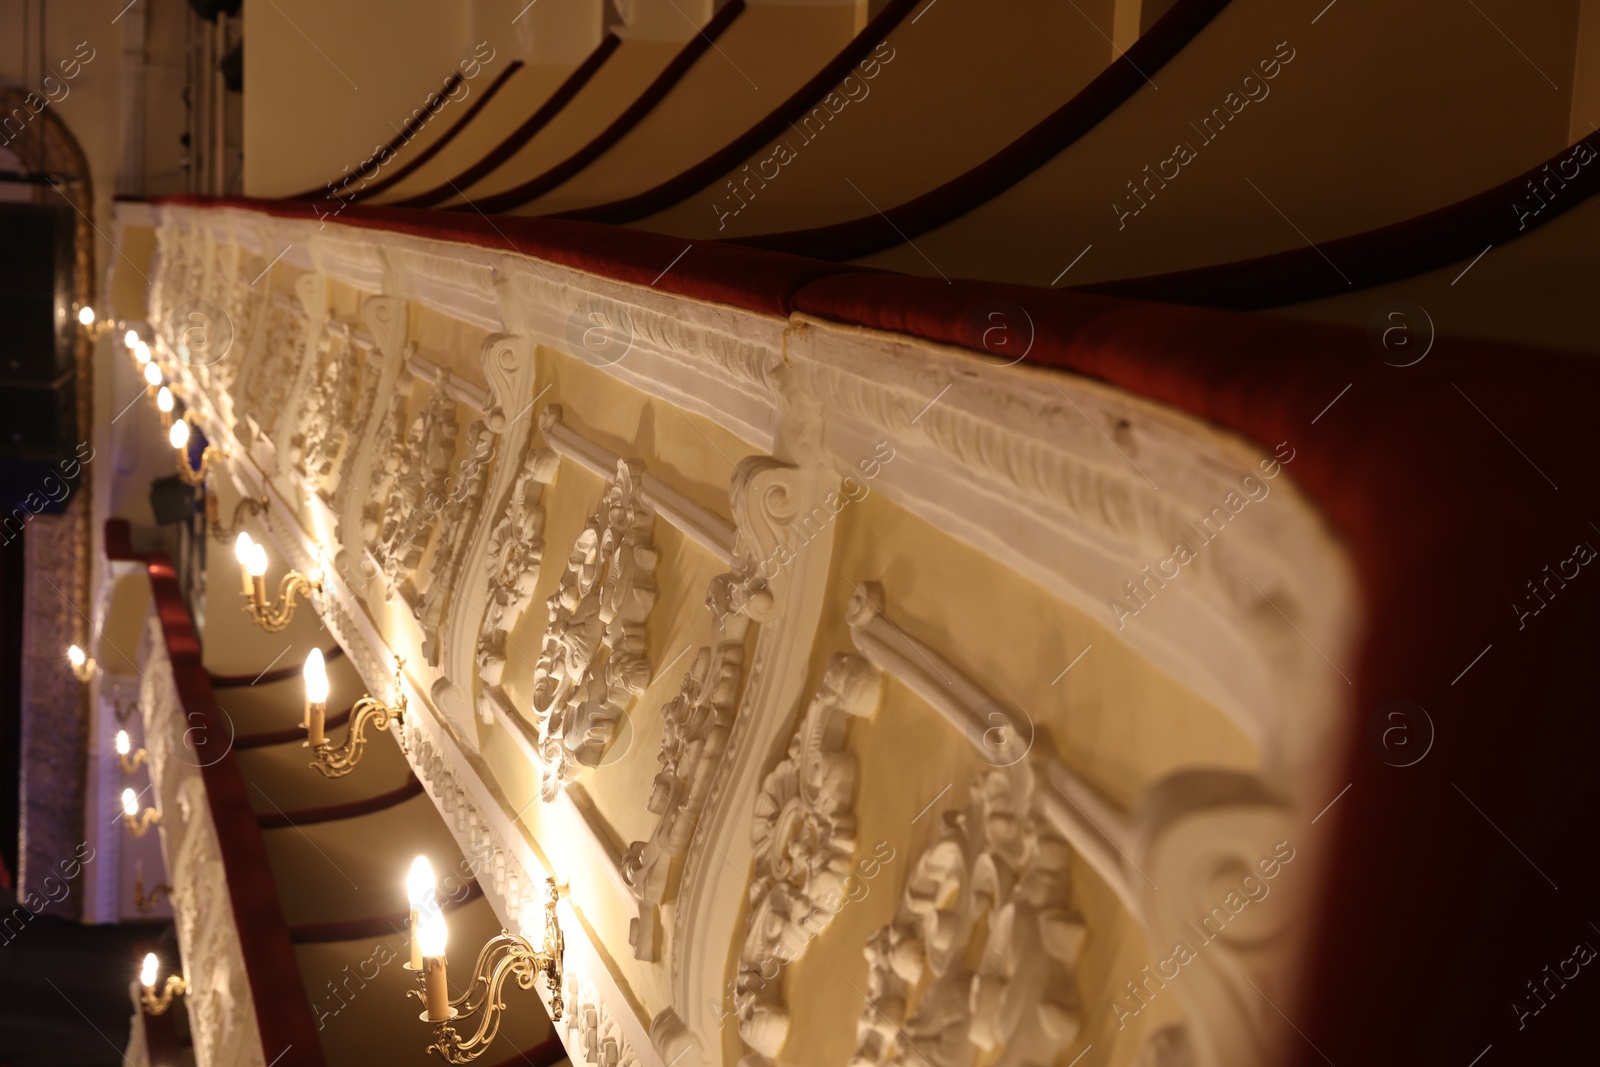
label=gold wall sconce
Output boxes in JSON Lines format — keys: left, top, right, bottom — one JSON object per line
{"left": 121, "top": 788, "right": 161, "bottom": 838}
{"left": 408, "top": 872, "right": 565, "bottom": 1063}
{"left": 133, "top": 861, "right": 172, "bottom": 915}
{"left": 169, "top": 416, "right": 220, "bottom": 487}
{"left": 138, "top": 953, "right": 189, "bottom": 1015}
{"left": 67, "top": 643, "right": 98, "bottom": 682}
{"left": 114, "top": 730, "right": 149, "bottom": 774}
{"left": 304, "top": 651, "right": 404, "bottom": 778}
{"left": 234, "top": 532, "right": 320, "bottom": 632}
{"left": 207, "top": 492, "right": 266, "bottom": 542}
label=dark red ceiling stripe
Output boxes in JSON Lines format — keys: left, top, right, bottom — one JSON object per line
{"left": 459, "top": 0, "right": 749, "bottom": 215}
{"left": 726, "top": 0, "right": 1231, "bottom": 259}
{"left": 1075, "top": 127, "right": 1600, "bottom": 308}
{"left": 286, "top": 69, "right": 467, "bottom": 200}
{"left": 331, "top": 59, "right": 528, "bottom": 203}
{"left": 288, "top": 879, "right": 483, "bottom": 944}
{"left": 235, "top": 703, "right": 354, "bottom": 750}
{"left": 209, "top": 645, "right": 343, "bottom": 689}
{"left": 257, "top": 776, "right": 424, "bottom": 829}
{"left": 391, "top": 34, "right": 623, "bottom": 210}
{"left": 557, "top": 0, "right": 921, "bottom": 224}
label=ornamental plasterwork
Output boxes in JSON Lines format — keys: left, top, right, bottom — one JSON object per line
{"left": 622, "top": 574, "right": 751, "bottom": 962}
{"left": 475, "top": 448, "right": 560, "bottom": 722}
{"left": 563, "top": 970, "right": 643, "bottom": 1067}
{"left": 735, "top": 651, "right": 883, "bottom": 1059}
{"left": 415, "top": 418, "right": 495, "bottom": 659}
{"left": 529, "top": 456, "right": 658, "bottom": 800}
{"left": 851, "top": 766, "right": 1085, "bottom": 1067}
{"left": 370, "top": 386, "right": 459, "bottom": 593}
{"left": 295, "top": 326, "right": 360, "bottom": 500}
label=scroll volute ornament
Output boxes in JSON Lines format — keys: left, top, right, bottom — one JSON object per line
{"left": 728, "top": 456, "right": 811, "bottom": 622}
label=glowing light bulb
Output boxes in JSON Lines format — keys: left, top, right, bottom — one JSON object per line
{"left": 169, "top": 419, "right": 189, "bottom": 450}
{"left": 116, "top": 730, "right": 131, "bottom": 756}
{"left": 78, "top": 306, "right": 95, "bottom": 327}
{"left": 303, "top": 649, "right": 329, "bottom": 703}
{"left": 122, "top": 788, "right": 139, "bottom": 817}
{"left": 157, "top": 387, "right": 174, "bottom": 413}
{"left": 234, "top": 532, "right": 253, "bottom": 564}
{"left": 68, "top": 644, "right": 86, "bottom": 668}
{"left": 407, "top": 856, "right": 437, "bottom": 909}
{"left": 140, "top": 952, "right": 158, "bottom": 987}
{"left": 247, "top": 543, "right": 268, "bottom": 577}
{"left": 143, "top": 362, "right": 162, "bottom": 387}
{"left": 124, "top": 328, "right": 139, "bottom": 349}
{"left": 134, "top": 342, "right": 152, "bottom": 365}
{"left": 417, "top": 910, "right": 448, "bottom": 959}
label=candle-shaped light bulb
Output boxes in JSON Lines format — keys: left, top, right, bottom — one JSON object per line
{"left": 78, "top": 306, "right": 96, "bottom": 327}
{"left": 124, "top": 328, "right": 139, "bottom": 349}
{"left": 68, "top": 644, "right": 86, "bottom": 668}
{"left": 143, "top": 362, "right": 162, "bottom": 387}
{"left": 168, "top": 419, "right": 189, "bottom": 451}
{"left": 122, "top": 788, "right": 139, "bottom": 817}
{"left": 235, "top": 533, "right": 255, "bottom": 597}
{"left": 116, "top": 730, "right": 131, "bottom": 756}
{"left": 247, "top": 542, "right": 269, "bottom": 577}
{"left": 140, "top": 952, "right": 158, "bottom": 988}
{"left": 303, "top": 649, "right": 329, "bottom": 745}
{"left": 419, "top": 910, "right": 450, "bottom": 1019}
{"left": 156, "top": 387, "right": 174, "bottom": 413}
{"left": 135, "top": 342, "right": 152, "bottom": 365}
{"left": 407, "top": 855, "right": 437, "bottom": 969}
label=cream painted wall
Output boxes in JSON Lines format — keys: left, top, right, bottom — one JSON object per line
{"left": 242, "top": 0, "right": 472, "bottom": 195}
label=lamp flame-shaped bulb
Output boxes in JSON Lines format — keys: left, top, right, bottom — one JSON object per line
{"left": 124, "top": 328, "right": 139, "bottom": 349}
{"left": 134, "top": 342, "right": 152, "bottom": 365}
{"left": 78, "top": 306, "right": 95, "bottom": 327}
{"left": 303, "top": 649, "right": 329, "bottom": 704}
{"left": 143, "top": 362, "right": 162, "bottom": 387}
{"left": 417, "top": 910, "right": 448, "bottom": 959}
{"left": 116, "top": 730, "right": 131, "bottom": 756}
{"left": 140, "top": 953, "right": 158, "bottom": 988}
{"left": 168, "top": 419, "right": 189, "bottom": 451}
{"left": 68, "top": 644, "right": 86, "bottom": 668}
{"left": 407, "top": 856, "right": 436, "bottom": 909}
{"left": 247, "top": 542, "right": 268, "bottom": 578}
{"left": 156, "top": 387, "right": 173, "bottom": 413}
{"left": 122, "top": 788, "right": 138, "bottom": 817}
{"left": 234, "top": 531, "right": 253, "bottom": 565}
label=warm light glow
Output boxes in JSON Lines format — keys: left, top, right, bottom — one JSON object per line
{"left": 156, "top": 387, "right": 174, "bottom": 413}
{"left": 247, "top": 542, "right": 268, "bottom": 577}
{"left": 67, "top": 644, "right": 86, "bottom": 668}
{"left": 124, "top": 328, "right": 139, "bottom": 348}
{"left": 78, "top": 305, "right": 95, "bottom": 326}
{"left": 140, "top": 952, "right": 158, "bottom": 987}
{"left": 122, "top": 788, "right": 139, "bottom": 817}
{"left": 303, "top": 649, "right": 329, "bottom": 703}
{"left": 168, "top": 419, "right": 189, "bottom": 450}
{"left": 134, "top": 342, "right": 152, "bottom": 365}
{"left": 417, "top": 910, "right": 448, "bottom": 958}
{"left": 234, "top": 532, "right": 254, "bottom": 564}
{"left": 116, "top": 730, "right": 131, "bottom": 756}
{"left": 143, "top": 362, "right": 163, "bottom": 387}
{"left": 406, "top": 856, "right": 437, "bottom": 908}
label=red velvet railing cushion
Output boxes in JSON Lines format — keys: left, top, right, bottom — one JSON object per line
{"left": 136, "top": 547, "right": 327, "bottom": 1067}
{"left": 794, "top": 273, "right": 1600, "bottom": 1064}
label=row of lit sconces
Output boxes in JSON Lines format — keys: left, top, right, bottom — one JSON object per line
{"left": 135, "top": 856, "right": 565, "bottom": 1062}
